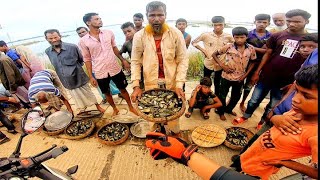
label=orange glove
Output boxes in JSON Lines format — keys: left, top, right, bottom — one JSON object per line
{"left": 145, "top": 132, "right": 198, "bottom": 166}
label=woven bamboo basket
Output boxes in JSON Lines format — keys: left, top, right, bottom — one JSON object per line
{"left": 43, "top": 126, "right": 65, "bottom": 136}
{"left": 224, "top": 127, "right": 254, "bottom": 150}
{"left": 133, "top": 88, "right": 186, "bottom": 123}
{"left": 96, "top": 122, "right": 129, "bottom": 146}
{"left": 64, "top": 119, "right": 95, "bottom": 140}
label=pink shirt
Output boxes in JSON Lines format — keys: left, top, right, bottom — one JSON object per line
{"left": 78, "top": 30, "right": 122, "bottom": 79}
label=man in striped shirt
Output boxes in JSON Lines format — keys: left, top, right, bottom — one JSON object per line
{"left": 28, "top": 69, "right": 73, "bottom": 115}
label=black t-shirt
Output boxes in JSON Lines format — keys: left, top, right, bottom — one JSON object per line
{"left": 260, "top": 31, "right": 305, "bottom": 88}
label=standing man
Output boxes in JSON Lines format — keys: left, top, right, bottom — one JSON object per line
{"left": 79, "top": 13, "right": 137, "bottom": 116}
{"left": 191, "top": 16, "right": 234, "bottom": 98}
{"left": 131, "top": 1, "right": 188, "bottom": 135}
{"left": 233, "top": 9, "right": 311, "bottom": 126}
{"left": 269, "top": 13, "right": 287, "bottom": 33}
{"left": 44, "top": 29, "right": 105, "bottom": 114}
{"left": 133, "top": 13, "right": 144, "bottom": 32}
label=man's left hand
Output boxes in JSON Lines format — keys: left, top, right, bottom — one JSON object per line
{"left": 175, "top": 88, "right": 185, "bottom": 100}
{"left": 122, "top": 60, "right": 131, "bottom": 71}
{"left": 263, "top": 160, "right": 284, "bottom": 168}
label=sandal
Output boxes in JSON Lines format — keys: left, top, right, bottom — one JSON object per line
{"left": 232, "top": 117, "right": 247, "bottom": 125}
{"left": 185, "top": 112, "right": 192, "bottom": 118}
{"left": 202, "top": 112, "right": 210, "bottom": 119}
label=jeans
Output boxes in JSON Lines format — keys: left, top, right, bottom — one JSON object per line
{"left": 243, "top": 82, "right": 282, "bottom": 120}
{"left": 217, "top": 78, "right": 243, "bottom": 115}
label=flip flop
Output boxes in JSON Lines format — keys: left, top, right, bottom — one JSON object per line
{"left": 232, "top": 117, "right": 247, "bottom": 125}
{"left": 185, "top": 112, "right": 192, "bottom": 118}
{"left": 202, "top": 112, "right": 210, "bottom": 119}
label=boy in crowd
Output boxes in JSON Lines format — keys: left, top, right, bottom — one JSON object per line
{"left": 76, "top": 26, "right": 89, "bottom": 38}
{"left": 192, "top": 16, "right": 234, "bottom": 98}
{"left": 269, "top": 13, "right": 287, "bottom": 33}
{"left": 185, "top": 77, "right": 222, "bottom": 119}
{"left": 213, "top": 27, "right": 257, "bottom": 121}
{"left": 120, "top": 22, "right": 136, "bottom": 58}
{"left": 235, "top": 64, "right": 318, "bottom": 180}
{"left": 233, "top": 9, "right": 311, "bottom": 126}
{"left": 133, "top": 13, "right": 144, "bottom": 32}
{"left": 175, "top": 18, "right": 191, "bottom": 48}
{"left": 239, "top": 14, "right": 272, "bottom": 115}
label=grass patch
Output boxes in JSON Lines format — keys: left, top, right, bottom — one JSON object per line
{"left": 187, "top": 51, "right": 204, "bottom": 80}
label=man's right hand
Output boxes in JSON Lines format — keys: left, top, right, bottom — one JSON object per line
{"left": 131, "top": 87, "right": 143, "bottom": 102}
{"left": 89, "top": 77, "right": 98, "bottom": 87}
{"left": 250, "top": 72, "right": 260, "bottom": 85}
{"left": 7, "top": 97, "right": 18, "bottom": 104}
{"left": 271, "top": 109, "right": 302, "bottom": 135}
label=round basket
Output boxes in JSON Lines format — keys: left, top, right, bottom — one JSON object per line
{"left": 130, "top": 120, "right": 151, "bottom": 138}
{"left": 191, "top": 124, "right": 227, "bottom": 148}
{"left": 42, "top": 126, "right": 65, "bottom": 136}
{"left": 96, "top": 122, "right": 129, "bottom": 145}
{"left": 64, "top": 119, "right": 95, "bottom": 140}
{"left": 133, "top": 88, "right": 186, "bottom": 123}
{"left": 224, "top": 127, "right": 254, "bottom": 150}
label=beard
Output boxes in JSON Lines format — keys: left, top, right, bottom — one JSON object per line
{"left": 152, "top": 24, "right": 163, "bottom": 34}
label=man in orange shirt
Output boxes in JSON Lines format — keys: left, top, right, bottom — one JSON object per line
{"left": 235, "top": 64, "right": 318, "bottom": 180}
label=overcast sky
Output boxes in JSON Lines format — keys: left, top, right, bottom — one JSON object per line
{"left": 0, "top": 0, "right": 318, "bottom": 40}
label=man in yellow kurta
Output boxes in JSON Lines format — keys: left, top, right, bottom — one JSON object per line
{"left": 130, "top": 1, "right": 188, "bottom": 135}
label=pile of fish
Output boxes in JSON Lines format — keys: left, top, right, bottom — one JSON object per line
{"left": 66, "top": 120, "right": 92, "bottom": 136}
{"left": 225, "top": 127, "right": 249, "bottom": 147}
{"left": 98, "top": 123, "right": 127, "bottom": 142}
{"left": 138, "top": 90, "right": 183, "bottom": 118}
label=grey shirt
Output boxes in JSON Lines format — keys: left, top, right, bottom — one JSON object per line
{"left": 45, "top": 42, "right": 89, "bottom": 90}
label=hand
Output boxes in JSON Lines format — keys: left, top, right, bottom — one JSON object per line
{"left": 223, "top": 67, "right": 234, "bottom": 74}
{"left": 122, "top": 60, "right": 131, "bottom": 71}
{"left": 89, "top": 77, "right": 98, "bottom": 87}
{"left": 131, "top": 87, "right": 143, "bottom": 102}
{"left": 250, "top": 72, "right": 259, "bottom": 85}
{"left": 145, "top": 132, "right": 198, "bottom": 166}
{"left": 175, "top": 88, "right": 185, "bottom": 100}
{"left": 271, "top": 109, "right": 302, "bottom": 135}
{"left": 263, "top": 160, "right": 284, "bottom": 168}
{"left": 195, "top": 85, "right": 202, "bottom": 92}
{"left": 7, "top": 97, "right": 18, "bottom": 104}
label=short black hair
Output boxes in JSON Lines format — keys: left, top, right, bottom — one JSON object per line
{"left": 286, "top": 9, "right": 311, "bottom": 20}
{"left": 83, "top": 12, "right": 99, "bottom": 26}
{"left": 295, "top": 64, "right": 318, "bottom": 89}
{"left": 300, "top": 33, "right": 318, "bottom": 43}
{"left": 200, "top": 77, "right": 212, "bottom": 87}
{"left": 176, "top": 18, "right": 187, "bottom": 25}
{"left": 44, "top": 29, "right": 61, "bottom": 37}
{"left": 255, "top": 14, "right": 271, "bottom": 22}
{"left": 121, "top": 22, "right": 135, "bottom": 29}
{"left": 211, "top": 16, "right": 225, "bottom": 24}
{"left": 0, "top": 40, "right": 7, "bottom": 47}
{"left": 232, "top": 27, "right": 248, "bottom": 36}
{"left": 146, "top": 1, "right": 166, "bottom": 15}
{"left": 133, "top": 13, "right": 144, "bottom": 19}
{"left": 76, "top": 27, "right": 88, "bottom": 32}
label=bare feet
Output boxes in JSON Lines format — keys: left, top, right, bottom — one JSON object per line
{"left": 112, "top": 109, "right": 120, "bottom": 116}
{"left": 239, "top": 103, "right": 246, "bottom": 113}
{"left": 226, "top": 111, "right": 237, "bottom": 116}
{"left": 129, "top": 107, "right": 138, "bottom": 116}
{"left": 220, "top": 115, "right": 226, "bottom": 121}
{"left": 96, "top": 104, "right": 105, "bottom": 113}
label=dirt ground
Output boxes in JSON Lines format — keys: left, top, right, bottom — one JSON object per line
{"left": 0, "top": 80, "right": 309, "bottom": 180}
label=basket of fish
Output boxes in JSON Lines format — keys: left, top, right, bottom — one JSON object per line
{"left": 96, "top": 122, "right": 129, "bottom": 145}
{"left": 43, "top": 110, "right": 73, "bottom": 136}
{"left": 134, "top": 88, "right": 186, "bottom": 123}
{"left": 64, "top": 119, "right": 95, "bottom": 140}
{"left": 224, "top": 127, "right": 254, "bottom": 150}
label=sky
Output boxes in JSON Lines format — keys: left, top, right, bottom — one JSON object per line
{"left": 0, "top": 0, "right": 318, "bottom": 41}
